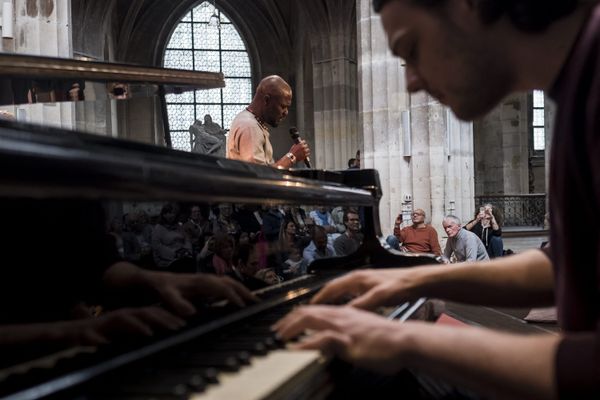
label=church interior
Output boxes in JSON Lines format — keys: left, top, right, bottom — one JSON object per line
{"left": 0, "top": 0, "right": 560, "bottom": 399}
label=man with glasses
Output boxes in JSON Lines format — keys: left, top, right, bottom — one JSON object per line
{"left": 387, "top": 208, "right": 442, "bottom": 256}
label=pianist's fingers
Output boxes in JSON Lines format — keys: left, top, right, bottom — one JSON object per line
{"left": 272, "top": 305, "right": 349, "bottom": 340}
{"left": 89, "top": 306, "right": 186, "bottom": 344}
{"left": 348, "top": 280, "right": 408, "bottom": 310}
{"left": 194, "top": 275, "right": 259, "bottom": 307}
{"left": 284, "top": 306, "right": 409, "bottom": 374}
{"left": 291, "top": 330, "right": 351, "bottom": 359}
{"left": 312, "top": 269, "right": 421, "bottom": 310}
{"left": 310, "top": 270, "right": 375, "bottom": 305}
{"left": 152, "top": 274, "right": 258, "bottom": 316}
{"left": 220, "top": 275, "right": 260, "bottom": 304}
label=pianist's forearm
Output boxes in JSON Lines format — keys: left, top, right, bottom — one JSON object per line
{"left": 414, "top": 249, "right": 555, "bottom": 307}
{"left": 401, "top": 321, "right": 560, "bottom": 400}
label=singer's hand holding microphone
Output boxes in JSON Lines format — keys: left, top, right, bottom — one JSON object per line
{"left": 288, "top": 127, "right": 312, "bottom": 168}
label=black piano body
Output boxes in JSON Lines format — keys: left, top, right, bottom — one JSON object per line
{"left": 0, "top": 55, "right": 440, "bottom": 400}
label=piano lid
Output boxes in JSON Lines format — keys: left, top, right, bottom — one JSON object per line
{"left": 0, "top": 53, "right": 225, "bottom": 107}
{"left": 0, "top": 120, "right": 375, "bottom": 207}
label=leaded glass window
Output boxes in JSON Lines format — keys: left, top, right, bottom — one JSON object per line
{"left": 164, "top": 2, "right": 252, "bottom": 152}
{"left": 532, "top": 90, "right": 545, "bottom": 151}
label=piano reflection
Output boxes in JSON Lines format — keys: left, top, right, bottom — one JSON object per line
{"left": 0, "top": 54, "right": 439, "bottom": 400}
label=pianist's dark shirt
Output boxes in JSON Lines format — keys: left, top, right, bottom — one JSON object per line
{"left": 0, "top": 199, "right": 120, "bottom": 324}
{"left": 547, "top": 3, "right": 600, "bottom": 398}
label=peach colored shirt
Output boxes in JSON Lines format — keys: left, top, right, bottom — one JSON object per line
{"left": 227, "top": 110, "right": 273, "bottom": 165}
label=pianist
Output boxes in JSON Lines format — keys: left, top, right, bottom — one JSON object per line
{"left": 226, "top": 75, "right": 311, "bottom": 168}
{"left": 0, "top": 199, "right": 257, "bottom": 361}
{"left": 276, "top": 0, "right": 600, "bottom": 399}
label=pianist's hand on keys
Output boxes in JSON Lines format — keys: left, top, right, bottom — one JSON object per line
{"left": 273, "top": 305, "right": 412, "bottom": 374}
{"left": 308, "top": 268, "right": 424, "bottom": 310}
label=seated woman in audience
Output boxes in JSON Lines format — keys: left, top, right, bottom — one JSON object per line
{"left": 152, "top": 203, "right": 193, "bottom": 269}
{"left": 277, "top": 219, "right": 298, "bottom": 255}
{"left": 122, "top": 210, "right": 154, "bottom": 267}
{"left": 465, "top": 203, "right": 504, "bottom": 258}
{"left": 209, "top": 234, "right": 236, "bottom": 276}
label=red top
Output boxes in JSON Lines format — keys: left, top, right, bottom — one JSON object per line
{"left": 394, "top": 224, "right": 442, "bottom": 256}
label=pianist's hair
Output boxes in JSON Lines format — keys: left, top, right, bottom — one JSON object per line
{"left": 372, "top": 0, "right": 579, "bottom": 32}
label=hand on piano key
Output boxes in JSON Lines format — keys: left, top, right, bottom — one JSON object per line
{"left": 143, "top": 271, "right": 260, "bottom": 316}
{"left": 272, "top": 305, "right": 411, "bottom": 374}
{"left": 68, "top": 306, "right": 187, "bottom": 345}
{"left": 309, "top": 268, "right": 426, "bottom": 310}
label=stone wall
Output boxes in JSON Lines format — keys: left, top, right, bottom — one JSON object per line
{"left": 357, "top": 0, "right": 475, "bottom": 237}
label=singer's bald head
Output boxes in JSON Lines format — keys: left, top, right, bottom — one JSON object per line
{"left": 255, "top": 75, "right": 291, "bottom": 99}
{"left": 249, "top": 75, "right": 292, "bottom": 128}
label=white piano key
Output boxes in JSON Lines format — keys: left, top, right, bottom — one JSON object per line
{"left": 191, "top": 350, "right": 328, "bottom": 400}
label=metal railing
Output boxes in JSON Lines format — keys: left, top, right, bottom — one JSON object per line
{"left": 474, "top": 194, "right": 546, "bottom": 227}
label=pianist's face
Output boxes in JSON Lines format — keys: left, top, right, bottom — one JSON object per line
{"left": 379, "top": 0, "right": 513, "bottom": 120}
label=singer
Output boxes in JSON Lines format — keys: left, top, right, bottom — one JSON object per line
{"left": 226, "top": 75, "right": 311, "bottom": 168}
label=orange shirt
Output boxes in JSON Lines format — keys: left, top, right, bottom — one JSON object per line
{"left": 394, "top": 224, "right": 441, "bottom": 256}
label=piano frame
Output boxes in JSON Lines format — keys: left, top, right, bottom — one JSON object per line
{"left": 0, "top": 55, "right": 437, "bottom": 400}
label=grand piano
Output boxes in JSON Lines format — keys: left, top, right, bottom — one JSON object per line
{"left": 0, "top": 54, "right": 440, "bottom": 400}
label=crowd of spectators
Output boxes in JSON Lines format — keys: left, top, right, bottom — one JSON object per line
{"left": 111, "top": 202, "right": 364, "bottom": 288}
{"left": 386, "top": 204, "right": 505, "bottom": 263}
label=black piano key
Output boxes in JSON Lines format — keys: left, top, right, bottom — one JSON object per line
{"left": 183, "top": 339, "right": 269, "bottom": 356}
{"left": 235, "top": 351, "right": 252, "bottom": 365}
{"left": 167, "top": 353, "right": 241, "bottom": 372}
{"left": 106, "top": 381, "right": 189, "bottom": 398}
{"left": 186, "top": 374, "right": 207, "bottom": 391}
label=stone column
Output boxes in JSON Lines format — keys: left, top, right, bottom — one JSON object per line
{"left": 474, "top": 94, "right": 529, "bottom": 196}
{"left": 302, "top": 0, "right": 359, "bottom": 170}
{"left": 357, "top": 0, "right": 474, "bottom": 238}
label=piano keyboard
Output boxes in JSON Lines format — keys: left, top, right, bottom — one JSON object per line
{"left": 0, "top": 273, "right": 424, "bottom": 400}
{"left": 192, "top": 350, "right": 328, "bottom": 400}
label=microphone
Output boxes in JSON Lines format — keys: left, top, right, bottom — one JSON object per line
{"left": 289, "top": 127, "right": 312, "bottom": 168}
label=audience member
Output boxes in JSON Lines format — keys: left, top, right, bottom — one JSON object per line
{"left": 309, "top": 206, "right": 337, "bottom": 235}
{"left": 278, "top": 219, "right": 298, "bottom": 255}
{"left": 387, "top": 208, "right": 442, "bottom": 255}
{"left": 303, "top": 225, "right": 336, "bottom": 264}
{"left": 152, "top": 203, "right": 193, "bottom": 269}
{"left": 465, "top": 204, "right": 504, "bottom": 258}
{"left": 281, "top": 245, "right": 309, "bottom": 278}
{"left": 212, "top": 203, "right": 240, "bottom": 238}
{"left": 333, "top": 209, "right": 363, "bottom": 256}
{"left": 183, "top": 205, "right": 212, "bottom": 255}
{"left": 330, "top": 206, "right": 347, "bottom": 234}
{"left": 262, "top": 206, "right": 285, "bottom": 241}
{"left": 122, "top": 210, "right": 153, "bottom": 267}
{"left": 442, "top": 215, "right": 489, "bottom": 263}
{"left": 209, "top": 234, "right": 236, "bottom": 276}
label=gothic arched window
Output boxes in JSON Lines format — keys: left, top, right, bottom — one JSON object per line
{"left": 163, "top": 1, "right": 252, "bottom": 151}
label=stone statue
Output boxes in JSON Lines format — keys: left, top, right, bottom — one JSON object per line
{"left": 190, "top": 114, "right": 227, "bottom": 157}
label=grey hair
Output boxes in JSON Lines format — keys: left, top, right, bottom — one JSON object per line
{"left": 443, "top": 215, "right": 461, "bottom": 225}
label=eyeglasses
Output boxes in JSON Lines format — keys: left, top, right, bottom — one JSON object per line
{"left": 412, "top": 212, "right": 424, "bottom": 216}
